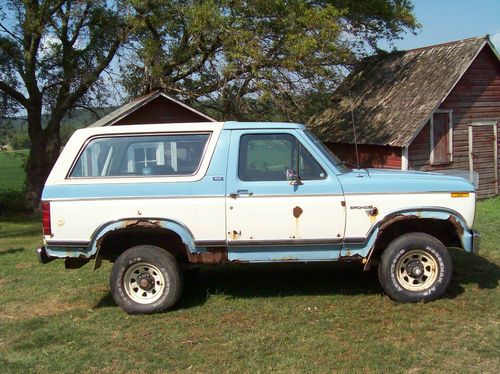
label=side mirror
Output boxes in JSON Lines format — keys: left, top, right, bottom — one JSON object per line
{"left": 286, "top": 169, "right": 303, "bottom": 186}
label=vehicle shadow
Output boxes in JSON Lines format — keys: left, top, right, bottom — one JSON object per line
{"left": 94, "top": 250, "right": 499, "bottom": 310}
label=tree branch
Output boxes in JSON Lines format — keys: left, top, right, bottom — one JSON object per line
{"left": 0, "top": 22, "right": 23, "bottom": 43}
{"left": 0, "top": 80, "right": 28, "bottom": 107}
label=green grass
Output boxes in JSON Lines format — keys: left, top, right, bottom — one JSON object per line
{"left": 0, "top": 199, "right": 499, "bottom": 373}
{"left": 0, "top": 151, "right": 28, "bottom": 212}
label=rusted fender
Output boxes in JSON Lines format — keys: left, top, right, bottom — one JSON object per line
{"left": 87, "top": 217, "right": 197, "bottom": 258}
{"left": 371, "top": 207, "right": 474, "bottom": 252}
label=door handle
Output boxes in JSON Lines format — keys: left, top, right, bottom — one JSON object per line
{"left": 229, "top": 190, "right": 254, "bottom": 198}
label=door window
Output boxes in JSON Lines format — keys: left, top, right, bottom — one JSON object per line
{"left": 238, "top": 133, "right": 326, "bottom": 181}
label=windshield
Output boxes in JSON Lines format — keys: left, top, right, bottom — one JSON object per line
{"left": 303, "top": 130, "right": 350, "bottom": 173}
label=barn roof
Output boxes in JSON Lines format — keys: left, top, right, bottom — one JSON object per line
{"left": 308, "top": 36, "right": 500, "bottom": 147}
{"left": 88, "top": 90, "right": 216, "bottom": 127}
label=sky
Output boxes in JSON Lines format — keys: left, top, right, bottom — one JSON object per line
{"left": 378, "top": 0, "right": 500, "bottom": 51}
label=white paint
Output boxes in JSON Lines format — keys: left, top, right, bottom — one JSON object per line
{"left": 45, "top": 122, "right": 224, "bottom": 185}
{"left": 226, "top": 195, "right": 345, "bottom": 241}
{"left": 468, "top": 125, "right": 474, "bottom": 183}
{"left": 401, "top": 147, "right": 408, "bottom": 170}
{"left": 344, "top": 192, "right": 476, "bottom": 239}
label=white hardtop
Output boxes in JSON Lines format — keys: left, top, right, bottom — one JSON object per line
{"left": 74, "top": 122, "right": 225, "bottom": 137}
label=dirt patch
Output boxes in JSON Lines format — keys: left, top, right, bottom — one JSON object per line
{"left": 0, "top": 297, "right": 87, "bottom": 321}
{"left": 15, "top": 262, "right": 32, "bottom": 270}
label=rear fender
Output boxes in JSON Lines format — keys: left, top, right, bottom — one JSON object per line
{"left": 45, "top": 217, "right": 197, "bottom": 259}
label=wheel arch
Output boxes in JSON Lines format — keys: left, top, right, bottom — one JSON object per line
{"left": 89, "top": 217, "right": 196, "bottom": 264}
{"left": 364, "top": 207, "right": 474, "bottom": 269}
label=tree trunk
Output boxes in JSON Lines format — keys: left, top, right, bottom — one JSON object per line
{"left": 25, "top": 110, "right": 61, "bottom": 211}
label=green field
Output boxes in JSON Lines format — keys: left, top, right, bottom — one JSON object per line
{"left": 0, "top": 151, "right": 28, "bottom": 212}
{"left": 0, "top": 198, "right": 499, "bottom": 372}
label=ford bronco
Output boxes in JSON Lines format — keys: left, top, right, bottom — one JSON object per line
{"left": 36, "top": 122, "right": 480, "bottom": 313}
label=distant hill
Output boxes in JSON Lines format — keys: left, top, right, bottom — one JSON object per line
{"left": 2, "top": 106, "right": 117, "bottom": 131}
{"left": 1, "top": 106, "right": 117, "bottom": 147}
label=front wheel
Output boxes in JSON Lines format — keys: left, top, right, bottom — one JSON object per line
{"left": 110, "top": 245, "right": 183, "bottom": 314}
{"left": 378, "top": 233, "right": 452, "bottom": 302}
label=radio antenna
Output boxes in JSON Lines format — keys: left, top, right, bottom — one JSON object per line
{"left": 348, "top": 89, "right": 361, "bottom": 170}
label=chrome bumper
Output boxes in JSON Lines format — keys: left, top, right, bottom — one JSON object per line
{"left": 36, "top": 247, "right": 54, "bottom": 264}
{"left": 472, "top": 230, "right": 481, "bottom": 254}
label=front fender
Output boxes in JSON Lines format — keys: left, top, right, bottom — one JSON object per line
{"left": 342, "top": 207, "right": 478, "bottom": 264}
{"left": 375, "top": 207, "right": 476, "bottom": 253}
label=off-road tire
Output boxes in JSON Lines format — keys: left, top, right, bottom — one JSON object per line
{"left": 378, "top": 232, "right": 452, "bottom": 302}
{"left": 110, "top": 245, "right": 183, "bottom": 314}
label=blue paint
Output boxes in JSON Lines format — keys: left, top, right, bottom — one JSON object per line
{"left": 338, "top": 168, "right": 474, "bottom": 194}
{"left": 225, "top": 129, "right": 344, "bottom": 196}
{"left": 228, "top": 245, "right": 341, "bottom": 262}
{"left": 341, "top": 228, "right": 380, "bottom": 258}
{"left": 42, "top": 177, "right": 225, "bottom": 200}
{"left": 223, "top": 121, "right": 305, "bottom": 130}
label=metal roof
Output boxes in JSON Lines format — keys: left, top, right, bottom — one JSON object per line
{"left": 308, "top": 36, "right": 499, "bottom": 147}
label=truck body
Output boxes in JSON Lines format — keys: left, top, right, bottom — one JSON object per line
{"left": 37, "top": 122, "right": 480, "bottom": 313}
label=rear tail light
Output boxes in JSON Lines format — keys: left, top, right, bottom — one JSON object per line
{"left": 42, "top": 201, "right": 52, "bottom": 236}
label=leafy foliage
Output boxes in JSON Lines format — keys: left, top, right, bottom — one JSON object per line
{"left": 121, "top": 0, "right": 419, "bottom": 122}
{"left": 0, "top": 0, "right": 128, "bottom": 208}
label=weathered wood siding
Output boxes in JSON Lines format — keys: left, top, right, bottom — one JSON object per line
{"left": 409, "top": 46, "right": 500, "bottom": 198}
{"left": 114, "top": 96, "right": 209, "bottom": 125}
{"left": 470, "top": 124, "right": 498, "bottom": 197}
{"left": 325, "top": 142, "right": 402, "bottom": 169}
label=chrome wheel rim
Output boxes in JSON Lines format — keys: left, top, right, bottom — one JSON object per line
{"left": 395, "top": 249, "right": 439, "bottom": 291}
{"left": 124, "top": 262, "right": 166, "bottom": 304}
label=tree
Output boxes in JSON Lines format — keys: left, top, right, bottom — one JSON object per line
{"left": 121, "top": 0, "right": 418, "bottom": 122}
{"left": 0, "top": 0, "right": 127, "bottom": 209}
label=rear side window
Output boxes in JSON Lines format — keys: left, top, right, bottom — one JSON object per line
{"left": 69, "top": 133, "right": 210, "bottom": 178}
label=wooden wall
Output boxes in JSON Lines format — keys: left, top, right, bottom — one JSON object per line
{"left": 114, "top": 96, "right": 210, "bottom": 125}
{"left": 325, "top": 142, "right": 402, "bottom": 169}
{"left": 409, "top": 45, "right": 500, "bottom": 198}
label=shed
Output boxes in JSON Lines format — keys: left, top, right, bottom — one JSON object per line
{"left": 88, "top": 90, "right": 216, "bottom": 127}
{"left": 309, "top": 36, "right": 500, "bottom": 198}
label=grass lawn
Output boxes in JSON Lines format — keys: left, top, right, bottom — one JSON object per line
{"left": 0, "top": 198, "right": 498, "bottom": 373}
{"left": 0, "top": 151, "right": 28, "bottom": 212}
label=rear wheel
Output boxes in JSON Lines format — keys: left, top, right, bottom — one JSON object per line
{"left": 110, "top": 245, "right": 183, "bottom": 314}
{"left": 378, "top": 233, "right": 452, "bottom": 302}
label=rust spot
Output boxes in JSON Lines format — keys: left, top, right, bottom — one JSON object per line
{"left": 447, "top": 215, "right": 464, "bottom": 236}
{"left": 338, "top": 254, "right": 364, "bottom": 262}
{"left": 379, "top": 214, "right": 418, "bottom": 232}
{"left": 341, "top": 201, "right": 346, "bottom": 207}
{"left": 293, "top": 206, "right": 303, "bottom": 218}
{"left": 124, "top": 219, "right": 160, "bottom": 228}
{"left": 186, "top": 248, "right": 228, "bottom": 264}
{"left": 230, "top": 230, "right": 241, "bottom": 240}
{"left": 368, "top": 207, "right": 378, "bottom": 216}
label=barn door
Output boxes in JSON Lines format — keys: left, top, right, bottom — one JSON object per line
{"left": 431, "top": 112, "right": 452, "bottom": 164}
{"left": 468, "top": 122, "right": 499, "bottom": 198}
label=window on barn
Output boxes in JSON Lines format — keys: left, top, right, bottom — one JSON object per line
{"left": 430, "top": 111, "right": 453, "bottom": 165}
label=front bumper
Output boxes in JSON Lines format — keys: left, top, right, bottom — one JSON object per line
{"left": 36, "top": 247, "right": 54, "bottom": 264}
{"left": 472, "top": 230, "right": 481, "bottom": 254}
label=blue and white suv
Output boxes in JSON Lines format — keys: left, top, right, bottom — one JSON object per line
{"left": 37, "top": 122, "right": 480, "bottom": 313}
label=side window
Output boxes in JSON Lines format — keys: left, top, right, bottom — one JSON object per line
{"left": 70, "top": 133, "right": 210, "bottom": 178}
{"left": 238, "top": 133, "right": 326, "bottom": 181}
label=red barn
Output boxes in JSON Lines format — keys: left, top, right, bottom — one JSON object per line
{"left": 88, "top": 90, "right": 216, "bottom": 127}
{"left": 309, "top": 36, "right": 500, "bottom": 198}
